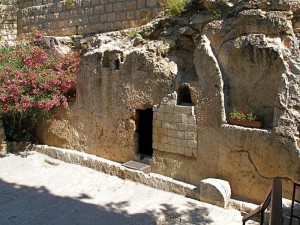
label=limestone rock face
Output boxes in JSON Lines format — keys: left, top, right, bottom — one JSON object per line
{"left": 37, "top": 30, "right": 177, "bottom": 163}
{"left": 36, "top": 2, "right": 300, "bottom": 203}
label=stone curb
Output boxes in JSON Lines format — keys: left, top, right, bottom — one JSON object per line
{"left": 33, "top": 144, "right": 268, "bottom": 214}
{"left": 33, "top": 145, "right": 199, "bottom": 200}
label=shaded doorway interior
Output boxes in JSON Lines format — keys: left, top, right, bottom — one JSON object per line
{"left": 136, "top": 108, "right": 153, "bottom": 157}
{"left": 177, "top": 85, "right": 193, "bottom": 106}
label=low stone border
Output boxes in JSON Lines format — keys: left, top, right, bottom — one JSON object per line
{"left": 33, "top": 145, "right": 199, "bottom": 200}
{"left": 33, "top": 144, "right": 293, "bottom": 215}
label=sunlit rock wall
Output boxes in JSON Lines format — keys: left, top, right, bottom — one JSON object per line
{"left": 36, "top": 0, "right": 300, "bottom": 203}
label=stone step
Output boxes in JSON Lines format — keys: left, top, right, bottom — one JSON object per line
{"left": 122, "top": 160, "right": 151, "bottom": 174}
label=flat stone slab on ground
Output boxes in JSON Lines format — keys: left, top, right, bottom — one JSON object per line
{"left": 123, "top": 160, "right": 151, "bottom": 173}
{"left": 0, "top": 152, "right": 259, "bottom": 225}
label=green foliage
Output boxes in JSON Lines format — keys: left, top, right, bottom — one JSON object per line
{"left": 65, "top": 0, "right": 75, "bottom": 9}
{"left": 1, "top": 0, "right": 9, "bottom": 5}
{"left": 209, "top": 9, "right": 222, "bottom": 20}
{"left": 143, "top": 16, "right": 150, "bottom": 24}
{"left": 160, "top": 37, "right": 172, "bottom": 47}
{"left": 159, "top": 0, "right": 191, "bottom": 17}
{"left": 3, "top": 111, "right": 40, "bottom": 143}
{"left": 230, "top": 109, "right": 257, "bottom": 121}
{"left": 128, "top": 29, "right": 140, "bottom": 37}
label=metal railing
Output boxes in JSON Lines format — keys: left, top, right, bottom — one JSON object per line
{"left": 289, "top": 182, "right": 300, "bottom": 225}
{"left": 242, "top": 178, "right": 283, "bottom": 225}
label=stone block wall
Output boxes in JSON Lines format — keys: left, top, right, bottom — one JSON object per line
{"left": 153, "top": 95, "right": 198, "bottom": 157}
{"left": 0, "top": 0, "right": 17, "bottom": 41}
{"left": 17, "top": 0, "right": 161, "bottom": 36}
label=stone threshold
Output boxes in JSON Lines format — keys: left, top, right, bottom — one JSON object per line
{"left": 33, "top": 144, "right": 265, "bottom": 213}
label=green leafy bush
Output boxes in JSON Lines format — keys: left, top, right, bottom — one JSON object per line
{"left": 160, "top": 0, "right": 191, "bottom": 17}
{"left": 0, "top": 33, "right": 80, "bottom": 142}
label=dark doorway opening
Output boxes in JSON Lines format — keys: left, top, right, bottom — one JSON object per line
{"left": 137, "top": 108, "right": 153, "bottom": 157}
{"left": 114, "top": 59, "right": 120, "bottom": 70}
{"left": 177, "top": 85, "right": 193, "bottom": 106}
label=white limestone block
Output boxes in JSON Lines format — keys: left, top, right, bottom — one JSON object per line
{"left": 200, "top": 178, "right": 231, "bottom": 208}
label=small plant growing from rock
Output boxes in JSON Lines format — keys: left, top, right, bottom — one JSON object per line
{"left": 65, "top": 0, "right": 75, "bottom": 9}
{"left": 209, "top": 9, "right": 222, "bottom": 20}
{"left": 143, "top": 16, "right": 150, "bottom": 24}
{"left": 159, "top": 0, "right": 191, "bottom": 17}
{"left": 128, "top": 29, "right": 140, "bottom": 38}
{"left": 161, "top": 37, "right": 172, "bottom": 46}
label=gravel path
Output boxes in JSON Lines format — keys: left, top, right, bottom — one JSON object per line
{"left": 0, "top": 152, "right": 257, "bottom": 225}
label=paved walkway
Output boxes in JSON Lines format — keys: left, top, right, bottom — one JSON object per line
{"left": 0, "top": 152, "right": 258, "bottom": 225}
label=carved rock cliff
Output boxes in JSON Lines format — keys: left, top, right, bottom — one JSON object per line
{"left": 36, "top": 0, "right": 300, "bottom": 203}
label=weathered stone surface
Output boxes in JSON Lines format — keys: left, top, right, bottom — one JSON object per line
{"left": 16, "top": 0, "right": 161, "bottom": 36}
{"left": 0, "top": 142, "right": 7, "bottom": 157}
{"left": 41, "top": 36, "right": 73, "bottom": 54}
{"left": 189, "top": 13, "right": 212, "bottom": 31}
{"left": 200, "top": 0, "right": 235, "bottom": 11}
{"left": 152, "top": 94, "right": 198, "bottom": 157}
{"left": 200, "top": 178, "right": 231, "bottom": 208}
{"left": 34, "top": 145, "right": 199, "bottom": 200}
{"left": 35, "top": 1, "right": 300, "bottom": 204}
{"left": 227, "top": 10, "right": 293, "bottom": 38}
{"left": 218, "top": 35, "right": 284, "bottom": 128}
{"left": 123, "top": 161, "right": 151, "bottom": 174}
{"left": 0, "top": 0, "right": 17, "bottom": 41}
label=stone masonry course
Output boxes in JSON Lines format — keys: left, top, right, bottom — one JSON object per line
{"left": 17, "top": 0, "right": 161, "bottom": 36}
{"left": 153, "top": 102, "right": 198, "bottom": 157}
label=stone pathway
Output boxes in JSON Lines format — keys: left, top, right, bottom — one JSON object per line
{"left": 0, "top": 152, "right": 259, "bottom": 225}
